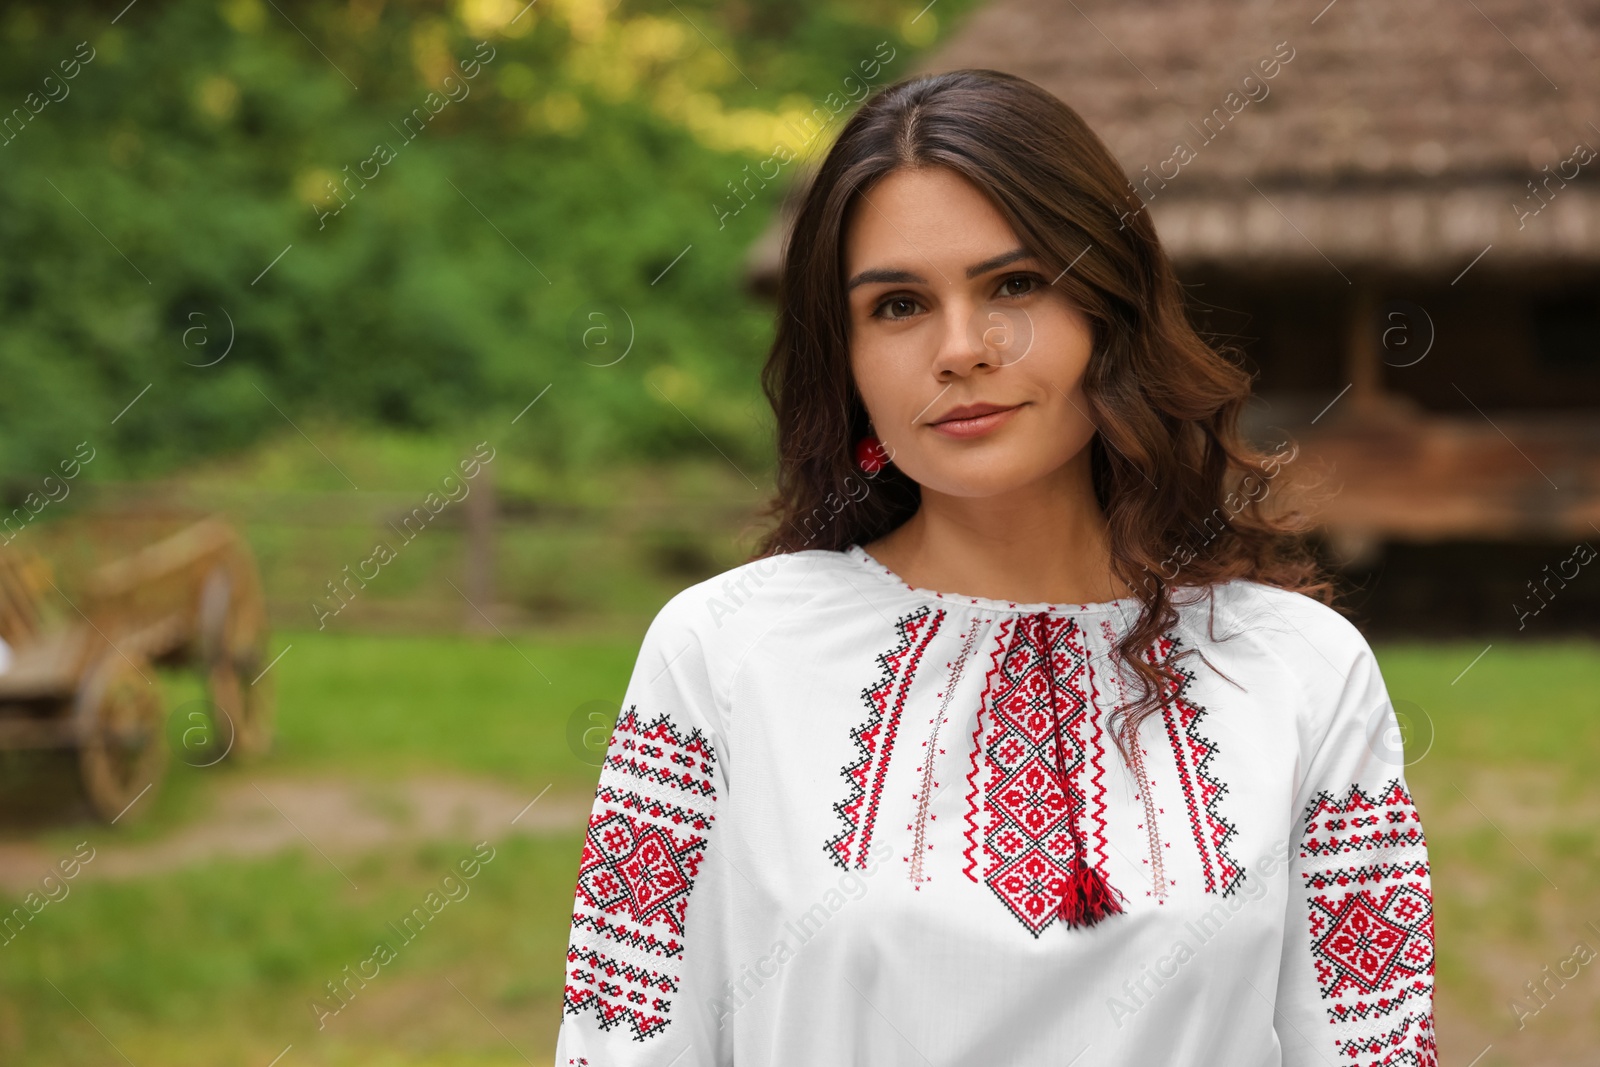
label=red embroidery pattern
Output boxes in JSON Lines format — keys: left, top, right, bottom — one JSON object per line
{"left": 1311, "top": 883, "right": 1433, "bottom": 995}
{"left": 1338, "top": 1014, "right": 1437, "bottom": 1067}
{"left": 961, "top": 617, "right": 1014, "bottom": 879}
{"left": 564, "top": 705, "right": 719, "bottom": 1042}
{"left": 1079, "top": 635, "right": 1114, "bottom": 878}
{"left": 1150, "top": 636, "right": 1244, "bottom": 896}
{"left": 908, "top": 616, "right": 983, "bottom": 887}
{"left": 827, "top": 605, "right": 944, "bottom": 869}
{"left": 961, "top": 614, "right": 1123, "bottom": 935}
{"left": 1300, "top": 780, "right": 1437, "bottom": 1067}
{"left": 1302, "top": 779, "right": 1427, "bottom": 859}
{"left": 1108, "top": 620, "right": 1168, "bottom": 901}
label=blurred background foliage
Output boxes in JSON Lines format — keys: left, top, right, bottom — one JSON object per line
{"left": 0, "top": 0, "right": 967, "bottom": 487}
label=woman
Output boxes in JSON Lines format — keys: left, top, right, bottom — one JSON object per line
{"left": 555, "top": 69, "right": 1436, "bottom": 1066}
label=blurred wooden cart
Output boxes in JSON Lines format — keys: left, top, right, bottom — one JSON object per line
{"left": 0, "top": 517, "right": 273, "bottom": 822}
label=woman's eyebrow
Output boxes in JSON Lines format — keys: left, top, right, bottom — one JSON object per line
{"left": 845, "top": 267, "right": 925, "bottom": 291}
{"left": 964, "top": 248, "right": 1033, "bottom": 278}
{"left": 844, "top": 248, "right": 1035, "bottom": 292}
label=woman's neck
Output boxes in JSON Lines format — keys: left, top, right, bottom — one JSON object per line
{"left": 863, "top": 452, "right": 1127, "bottom": 605}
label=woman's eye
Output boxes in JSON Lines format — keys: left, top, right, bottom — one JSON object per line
{"left": 998, "top": 274, "right": 1037, "bottom": 298}
{"left": 873, "top": 296, "right": 921, "bottom": 320}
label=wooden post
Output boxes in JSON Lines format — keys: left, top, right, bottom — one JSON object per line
{"left": 1346, "top": 279, "right": 1382, "bottom": 414}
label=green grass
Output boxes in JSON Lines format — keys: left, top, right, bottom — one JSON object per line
{"left": 0, "top": 836, "right": 583, "bottom": 1066}
{"left": 266, "top": 628, "right": 641, "bottom": 787}
{"left": 2, "top": 633, "right": 1596, "bottom": 1065}
{"left": 1378, "top": 640, "right": 1600, "bottom": 768}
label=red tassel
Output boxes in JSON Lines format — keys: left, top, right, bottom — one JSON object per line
{"left": 1058, "top": 860, "right": 1127, "bottom": 928}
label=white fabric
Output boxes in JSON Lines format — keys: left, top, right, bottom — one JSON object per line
{"left": 555, "top": 545, "right": 1437, "bottom": 1066}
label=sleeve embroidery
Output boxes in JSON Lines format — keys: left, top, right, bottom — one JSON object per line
{"left": 1298, "top": 779, "right": 1438, "bottom": 1066}
{"left": 563, "top": 704, "right": 720, "bottom": 1042}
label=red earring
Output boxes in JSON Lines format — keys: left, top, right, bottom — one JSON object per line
{"left": 856, "top": 435, "right": 889, "bottom": 473}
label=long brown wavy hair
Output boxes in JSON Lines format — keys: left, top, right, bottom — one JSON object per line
{"left": 751, "top": 69, "right": 1331, "bottom": 754}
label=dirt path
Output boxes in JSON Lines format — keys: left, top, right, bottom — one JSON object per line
{"left": 0, "top": 773, "right": 590, "bottom": 893}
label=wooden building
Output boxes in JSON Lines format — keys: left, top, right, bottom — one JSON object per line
{"left": 746, "top": 0, "right": 1600, "bottom": 633}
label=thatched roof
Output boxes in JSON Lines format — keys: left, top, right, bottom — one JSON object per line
{"left": 747, "top": 0, "right": 1600, "bottom": 287}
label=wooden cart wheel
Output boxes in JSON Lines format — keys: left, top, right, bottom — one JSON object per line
{"left": 239, "top": 649, "right": 277, "bottom": 758}
{"left": 196, "top": 566, "right": 232, "bottom": 666}
{"left": 197, "top": 555, "right": 274, "bottom": 759}
{"left": 212, "top": 650, "right": 275, "bottom": 759}
{"left": 76, "top": 652, "right": 168, "bottom": 823}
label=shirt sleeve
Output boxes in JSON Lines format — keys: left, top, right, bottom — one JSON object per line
{"left": 1273, "top": 635, "right": 1439, "bottom": 1067}
{"left": 555, "top": 594, "right": 731, "bottom": 1066}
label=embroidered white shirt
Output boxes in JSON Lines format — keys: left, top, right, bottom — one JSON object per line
{"left": 555, "top": 545, "right": 1437, "bottom": 1067}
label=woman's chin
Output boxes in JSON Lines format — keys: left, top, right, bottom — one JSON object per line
{"left": 906, "top": 458, "right": 1061, "bottom": 500}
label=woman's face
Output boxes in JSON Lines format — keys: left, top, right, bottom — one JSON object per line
{"left": 844, "top": 165, "right": 1099, "bottom": 499}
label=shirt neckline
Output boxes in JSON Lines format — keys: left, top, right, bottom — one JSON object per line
{"left": 843, "top": 543, "right": 1147, "bottom": 617}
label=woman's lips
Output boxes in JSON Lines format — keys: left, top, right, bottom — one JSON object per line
{"left": 928, "top": 403, "right": 1024, "bottom": 439}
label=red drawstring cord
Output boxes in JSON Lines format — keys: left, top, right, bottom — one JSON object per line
{"left": 1030, "top": 613, "right": 1126, "bottom": 928}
